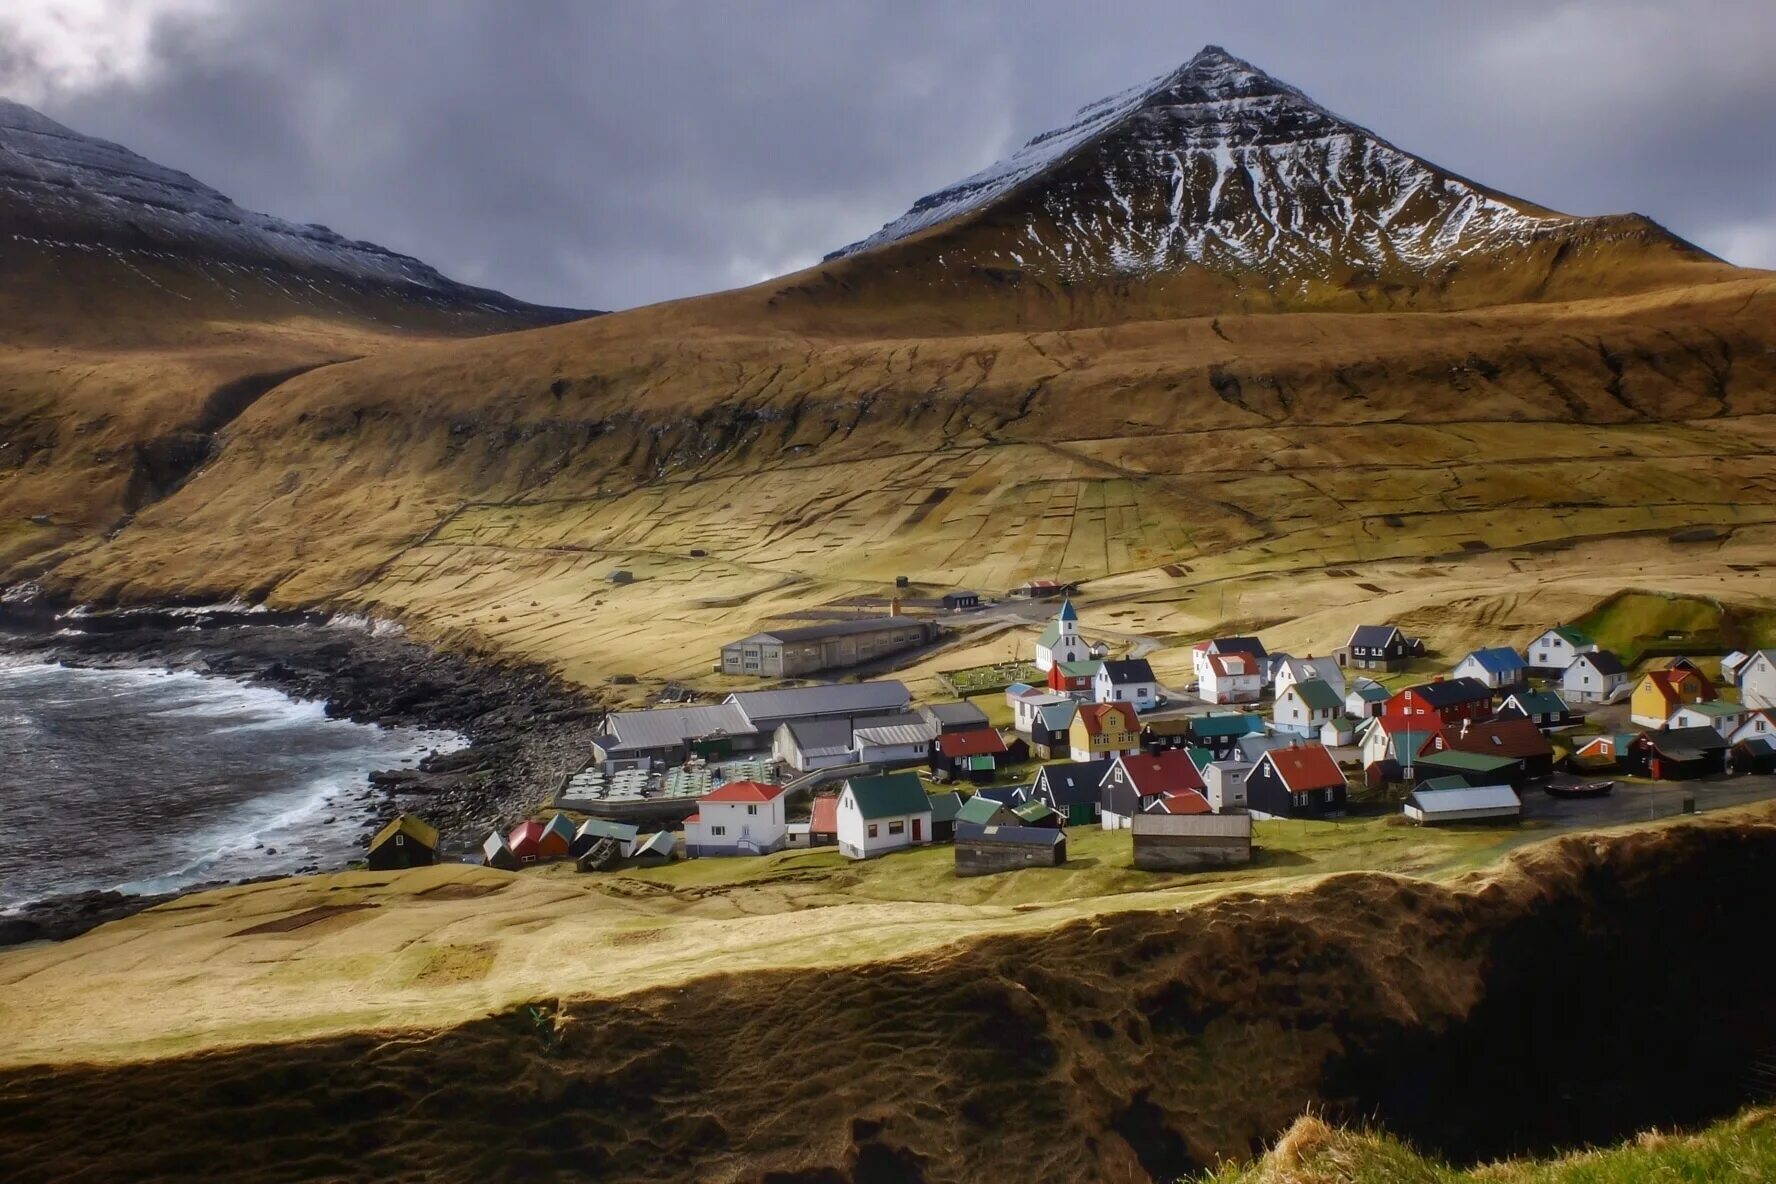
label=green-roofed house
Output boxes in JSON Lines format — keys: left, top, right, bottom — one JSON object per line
{"left": 1011, "top": 799, "right": 1061, "bottom": 828}
{"left": 927, "top": 791, "right": 967, "bottom": 841}
{"left": 1275, "top": 677, "right": 1345, "bottom": 738}
{"left": 957, "top": 793, "right": 1017, "bottom": 827}
{"left": 1410, "top": 747, "right": 1523, "bottom": 787}
{"left": 1527, "top": 625, "right": 1598, "bottom": 675}
{"left": 1186, "top": 712, "right": 1266, "bottom": 760}
{"left": 1319, "top": 714, "right": 1360, "bottom": 747}
{"left": 837, "top": 772, "right": 934, "bottom": 859}
{"left": 1498, "top": 688, "right": 1576, "bottom": 732}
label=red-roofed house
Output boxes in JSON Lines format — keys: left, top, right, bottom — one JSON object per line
{"left": 1100, "top": 750, "right": 1206, "bottom": 829}
{"left": 683, "top": 779, "right": 790, "bottom": 857}
{"left": 1248, "top": 743, "right": 1349, "bottom": 819}
{"left": 1197, "top": 648, "right": 1264, "bottom": 704}
{"left": 507, "top": 819, "right": 548, "bottom": 864}
{"left": 1068, "top": 702, "right": 1141, "bottom": 762}
{"left": 1142, "top": 789, "right": 1213, "bottom": 816}
{"left": 931, "top": 728, "right": 1011, "bottom": 783}
{"left": 1631, "top": 668, "right": 1716, "bottom": 729}
{"left": 809, "top": 795, "right": 839, "bottom": 847}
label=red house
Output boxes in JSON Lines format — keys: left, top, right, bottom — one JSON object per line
{"left": 506, "top": 819, "right": 570, "bottom": 864}
{"left": 1381, "top": 677, "right": 1493, "bottom": 729}
{"left": 1047, "top": 661, "right": 1097, "bottom": 694}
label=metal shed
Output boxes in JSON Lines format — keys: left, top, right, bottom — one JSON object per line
{"left": 1403, "top": 784, "right": 1522, "bottom": 825}
{"left": 953, "top": 822, "right": 1067, "bottom": 877}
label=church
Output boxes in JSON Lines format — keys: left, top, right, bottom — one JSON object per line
{"left": 1035, "top": 599, "right": 1088, "bottom": 672}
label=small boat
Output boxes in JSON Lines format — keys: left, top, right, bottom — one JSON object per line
{"left": 1547, "top": 780, "right": 1615, "bottom": 799}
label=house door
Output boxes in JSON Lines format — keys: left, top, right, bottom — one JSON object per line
{"left": 912, "top": 818, "right": 923, "bottom": 841}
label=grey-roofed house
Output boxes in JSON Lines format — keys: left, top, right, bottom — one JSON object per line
{"left": 954, "top": 822, "right": 1067, "bottom": 877}
{"left": 1404, "top": 784, "right": 1522, "bottom": 825}
{"left": 597, "top": 701, "right": 758, "bottom": 769}
{"left": 1032, "top": 699, "right": 1078, "bottom": 759}
{"left": 571, "top": 818, "right": 640, "bottom": 859}
{"left": 1344, "top": 625, "right": 1410, "bottom": 671}
{"left": 1032, "top": 758, "right": 1113, "bottom": 826}
{"left": 727, "top": 681, "right": 912, "bottom": 735}
{"left": 481, "top": 831, "right": 519, "bottom": 871}
{"left": 1561, "top": 649, "right": 1631, "bottom": 704}
{"left": 719, "top": 618, "right": 936, "bottom": 678}
{"left": 773, "top": 718, "right": 862, "bottom": 773}
{"left": 852, "top": 718, "right": 937, "bottom": 767}
{"left": 918, "top": 700, "right": 991, "bottom": 734}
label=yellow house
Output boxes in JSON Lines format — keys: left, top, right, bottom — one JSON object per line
{"left": 1630, "top": 668, "right": 1712, "bottom": 728}
{"left": 1069, "top": 701, "right": 1141, "bottom": 762}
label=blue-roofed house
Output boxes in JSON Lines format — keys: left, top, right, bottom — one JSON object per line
{"left": 1453, "top": 646, "right": 1528, "bottom": 692}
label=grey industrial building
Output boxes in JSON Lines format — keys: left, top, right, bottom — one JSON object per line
{"left": 720, "top": 618, "right": 937, "bottom": 677}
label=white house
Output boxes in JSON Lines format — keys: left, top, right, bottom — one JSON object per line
{"left": 1202, "top": 760, "right": 1251, "bottom": 813}
{"left": 1273, "top": 678, "right": 1343, "bottom": 738}
{"left": 1345, "top": 678, "right": 1391, "bottom": 719}
{"left": 682, "top": 780, "right": 790, "bottom": 857}
{"left": 1738, "top": 650, "right": 1776, "bottom": 710}
{"left": 851, "top": 720, "right": 934, "bottom": 768}
{"left": 1320, "top": 715, "right": 1359, "bottom": 747}
{"left": 1668, "top": 700, "right": 1749, "bottom": 739}
{"left": 1561, "top": 650, "right": 1631, "bottom": 704}
{"left": 1453, "top": 647, "right": 1527, "bottom": 690}
{"left": 1192, "top": 637, "right": 1269, "bottom": 685}
{"left": 1274, "top": 655, "right": 1345, "bottom": 700}
{"left": 1093, "top": 658, "right": 1162, "bottom": 709}
{"left": 1728, "top": 709, "right": 1776, "bottom": 746}
{"left": 1034, "top": 599, "right": 1087, "bottom": 673}
{"left": 1199, "top": 651, "right": 1263, "bottom": 704}
{"left": 1525, "top": 625, "right": 1598, "bottom": 674}
{"left": 835, "top": 772, "right": 934, "bottom": 860}
{"left": 1011, "top": 688, "right": 1074, "bottom": 734}
{"left": 773, "top": 719, "right": 858, "bottom": 773}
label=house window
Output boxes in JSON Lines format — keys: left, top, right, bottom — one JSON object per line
{"left": 889, "top": 821, "right": 905, "bottom": 835}
{"left": 747, "top": 805, "right": 758, "bottom": 815}
{"left": 711, "top": 825, "right": 726, "bottom": 836}
{"left": 867, "top": 823, "right": 878, "bottom": 838}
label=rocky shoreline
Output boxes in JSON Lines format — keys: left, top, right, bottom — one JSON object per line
{"left": 0, "top": 600, "right": 605, "bottom": 944}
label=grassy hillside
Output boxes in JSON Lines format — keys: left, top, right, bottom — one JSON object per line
{"left": 1204, "top": 1108, "right": 1776, "bottom": 1184}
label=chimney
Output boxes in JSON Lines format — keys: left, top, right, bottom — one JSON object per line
{"left": 889, "top": 597, "right": 901, "bottom": 617}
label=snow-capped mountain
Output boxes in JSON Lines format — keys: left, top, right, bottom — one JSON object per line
{"left": 0, "top": 97, "right": 581, "bottom": 321}
{"left": 829, "top": 46, "right": 1706, "bottom": 291}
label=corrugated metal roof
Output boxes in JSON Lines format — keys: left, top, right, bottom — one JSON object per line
{"left": 854, "top": 722, "right": 936, "bottom": 747}
{"left": 738, "top": 617, "right": 928, "bottom": 644}
{"left": 954, "top": 822, "right": 1064, "bottom": 846}
{"left": 576, "top": 818, "right": 640, "bottom": 842}
{"left": 922, "top": 701, "right": 989, "bottom": 728}
{"left": 607, "top": 702, "right": 755, "bottom": 750}
{"left": 729, "top": 680, "right": 909, "bottom": 724}
{"left": 1406, "top": 785, "right": 1521, "bottom": 814}
{"left": 782, "top": 717, "right": 857, "bottom": 753}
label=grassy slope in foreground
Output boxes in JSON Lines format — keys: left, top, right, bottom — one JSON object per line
{"left": 1209, "top": 1107, "right": 1776, "bottom": 1184}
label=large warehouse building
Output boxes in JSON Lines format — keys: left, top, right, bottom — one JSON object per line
{"left": 719, "top": 617, "right": 937, "bottom": 678}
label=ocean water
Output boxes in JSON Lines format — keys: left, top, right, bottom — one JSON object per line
{"left": 0, "top": 661, "right": 462, "bottom": 909}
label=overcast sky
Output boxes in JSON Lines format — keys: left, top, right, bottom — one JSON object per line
{"left": 4, "top": 0, "right": 1773, "bottom": 310}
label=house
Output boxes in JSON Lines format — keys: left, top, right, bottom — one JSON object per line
{"left": 1570, "top": 733, "right": 1635, "bottom": 772}
{"left": 1345, "top": 678, "right": 1392, "bottom": 720}
{"left": 1628, "top": 727, "right": 1730, "bottom": 780}
{"left": 366, "top": 815, "right": 438, "bottom": 870}
{"left": 1011, "top": 688, "right": 1074, "bottom": 734}
{"left": 809, "top": 794, "right": 839, "bottom": 846}
{"left": 1012, "top": 578, "right": 1070, "bottom": 600}
{"left": 774, "top": 718, "right": 862, "bottom": 773}
{"left": 927, "top": 791, "right": 967, "bottom": 841}
{"left": 1735, "top": 736, "right": 1776, "bottom": 775}
{"left": 1012, "top": 799, "right": 1063, "bottom": 828}
{"left": 919, "top": 700, "right": 990, "bottom": 734}
{"left": 481, "top": 831, "right": 519, "bottom": 871}
{"left": 1631, "top": 668, "right": 1716, "bottom": 728}
{"left": 1093, "top": 658, "right": 1162, "bottom": 709}
{"left": 954, "top": 823, "right": 1067, "bottom": 877}
{"left": 1496, "top": 689, "right": 1576, "bottom": 732}
{"left": 1668, "top": 700, "right": 1749, "bottom": 739}
{"left": 1034, "top": 599, "right": 1089, "bottom": 672}
{"left": 1033, "top": 758, "right": 1113, "bottom": 826}
{"left": 1562, "top": 650, "right": 1631, "bottom": 704}
{"left": 1138, "top": 788, "right": 1213, "bottom": 818}
{"left": 1100, "top": 751, "right": 1208, "bottom": 829}
{"left": 508, "top": 818, "right": 569, "bottom": 864}
{"left": 1453, "top": 647, "right": 1528, "bottom": 692}
{"left": 1184, "top": 712, "right": 1266, "bottom": 759}
{"left": 931, "top": 728, "right": 1009, "bottom": 783}
{"left": 835, "top": 773, "right": 934, "bottom": 859}
{"left": 570, "top": 818, "right": 640, "bottom": 859}
{"left": 1198, "top": 650, "right": 1264, "bottom": 704}
{"left": 1425, "top": 717, "right": 1555, "bottom": 782}
{"left": 682, "top": 780, "right": 790, "bottom": 856}
{"left": 1360, "top": 717, "right": 1443, "bottom": 787}
{"left": 1404, "top": 784, "right": 1522, "bottom": 825}
{"left": 1274, "top": 655, "right": 1346, "bottom": 699}
{"left": 1031, "top": 700, "right": 1079, "bottom": 759}
{"left": 1202, "top": 760, "right": 1252, "bottom": 812}
{"left": 957, "top": 793, "right": 1020, "bottom": 828}
{"left": 852, "top": 719, "right": 936, "bottom": 768}
{"left": 727, "top": 681, "right": 912, "bottom": 738}
{"left": 1192, "top": 636, "right": 1269, "bottom": 683}
{"left": 1132, "top": 812, "right": 1252, "bottom": 871}
{"left": 1048, "top": 660, "right": 1100, "bottom": 696}
{"left": 942, "top": 590, "right": 982, "bottom": 611}
{"left": 1525, "top": 625, "right": 1598, "bottom": 675}
{"left": 1344, "top": 624, "right": 1410, "bottom": 671}
{"left": 1247, "top": 744, "right": 1348, "bottom": 819}
{"left": 1320, "top": 715, "right": 1360, "bottom": 747}
{"left": 1274, "top": 677, "right": 1344, "bottom": 738}
{"left": 1381, "top": 678, "right": 1493, "bottom": 729}
{"left": 1721, "top": 651, "right": 1753, "bottom": 686}
{"left": 1728, "top": 709, "right": 1776, "bottom": 747}
{"left": 1141, "top": 717, "right": 1195, "bottom": 753}
{"left": 1234, "top": 733, "right": 1289, "bottom": 764}
{"left": 629, "top": 831, "right": 676, "bottom": 865}
{"left": 597, "top": 701, "right": 758, "bottom": 770}
{"left": 1069, "top": 701, "right": 1142, "bottom": 763}
{"left": 1407, "top": 747, "right": 1523, "bottom": 787}
{"left": 719, "top": 617, "right": 937, "bottom": 678}
{"left": 1738, "top": 651, "right": 1776, "bottom": 710}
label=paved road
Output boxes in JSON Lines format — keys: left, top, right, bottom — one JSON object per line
{"left": 1520, "top": 769, "right": 1776, "bottom": 829}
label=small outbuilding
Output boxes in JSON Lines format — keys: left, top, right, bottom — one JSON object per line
{"left": 1403, "top": 784, "right": 1522, "bottom": 825}
{"left": 608, "top": 569, "right": 635, "bottom": 584}
{"left": 366, "top": 814, "right": 439, "bottom": 871}
{"left": 629, "top": 831, "right": 676, "bottom": 865}
{"left": 571, "top": 818, "right": 640, "bottom": 859}
{"left": 953, "top": 822, "right": 1067, "bottom": 877}
{"left": 1131, "top": 812, "right": 1252, "bottom": 871}
{"left": 481, "top": 831, "right": 519, "bottom": 871}
{"left": 927, "top": 790, "right": 967, "bottom": 841}
{"left": 942, "top": 590, "right": 982, "bottom": 611}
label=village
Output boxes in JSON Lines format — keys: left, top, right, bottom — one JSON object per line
{"left": 363, "top": 585, "right": 1776, "bottom": 886}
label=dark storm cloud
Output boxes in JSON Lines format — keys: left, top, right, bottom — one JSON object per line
{"left": 5, "top": 0, "right": 1773, "bottom": 309}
